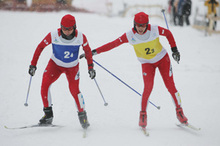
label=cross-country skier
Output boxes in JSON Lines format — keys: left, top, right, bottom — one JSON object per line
{"left": 29, "top": 14, "right": 95, "bottom": 129}
{"left": 80, "top": 12, "right": 188, "bottom": 128}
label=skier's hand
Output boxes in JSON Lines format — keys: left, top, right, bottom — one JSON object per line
{"left": 172, "top": 51, "right": 180, "bottom": 63}
{"left": 88, "top": 68, "right": 96, "bottom": 79}
{"left": 79, "top": 53, "right": 85, "bottom": 59}
{"left": 171, "top": 47, "right": 180, "bottom": 64}
{"left": 80, "top": 50, "right": 97, "bottom": 59}
{"left": 29, "top": 65, "right": 37, "bottom": 76}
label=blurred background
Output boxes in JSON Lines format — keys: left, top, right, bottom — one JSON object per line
{"left": 0, "top": 0, "right": 220, "bottom": 35}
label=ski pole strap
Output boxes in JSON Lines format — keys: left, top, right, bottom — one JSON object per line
{"left": 93, "top": 60, "right": 160, "bottom": 109}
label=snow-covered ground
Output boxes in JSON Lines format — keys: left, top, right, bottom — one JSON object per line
{"left": 0, "top": 2, "right": 220, "bottom": 146}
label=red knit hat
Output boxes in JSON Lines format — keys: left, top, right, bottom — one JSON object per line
{"left": 61, "top": 14, "right": 76, "bottom": 28}
{"left": 134, "top": 12, "right": 149, "bottom": 24}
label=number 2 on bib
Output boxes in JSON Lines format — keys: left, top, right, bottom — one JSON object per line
{"left": 145, "top": 48, "right": 155, "bottom": 55}
{"left": 64, "top": 51, "right": 74, "bottom": 58}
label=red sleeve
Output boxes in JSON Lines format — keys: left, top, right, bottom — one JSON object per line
{"left": 96, "top": 33, "right": 128, "bottom": 54}
{"left": 82, "top": 34, "right": 94, "bottom": 70}
{"left": 31, "top": 33, "right": 51, "bottom": 66}
{"left": 158, "top": 26, "right": 176, "bottom": 48}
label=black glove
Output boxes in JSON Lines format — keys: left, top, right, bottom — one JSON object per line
{"left": 88, "top": 68, "right": 96, "bottom": 79}
{"left": 29, "top": 65, "right": 37, "bottom": 76}
{"left": 80, "top": 50, "right": 97, "bottom": 59}
{"left": 171, "top": 47, "right": 180, "bottom": 64}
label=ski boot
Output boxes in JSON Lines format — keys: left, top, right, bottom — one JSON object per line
{"left": 78, "top": 111, "right": 90, "bottom": 129}
{"left": 139, "top": 111, "right": 147, "bottom": 128}
{"left": 176, "top": 107, "right": 188, "bottom": 124}
{"left": 39, "top": 107, "right": 53, "bottom": 125}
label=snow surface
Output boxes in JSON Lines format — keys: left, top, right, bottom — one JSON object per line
{"left": 0, "top": 3, "right": 220, "bottom": 146}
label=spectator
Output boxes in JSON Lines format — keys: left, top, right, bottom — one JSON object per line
{"left": 205, "top": 0, "right": 219, "bottom": 30}
{"left": 182, "top": 0, "right": 192, "bottom": 25}
{"left": 170, "top": 0, "right": 179, "bottom": 25}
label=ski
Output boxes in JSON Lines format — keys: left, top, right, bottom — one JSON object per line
{"left": 141, "top": 127, "right": 150, "bottom": 136}
{"left": 176, "top": 123, "right": 201, "bottom": 131}
{"left": 4, "top": 124, "right": 60, "bottom": 130}
{"left": 83, "top": 128, "right": 87, "bottom": 138}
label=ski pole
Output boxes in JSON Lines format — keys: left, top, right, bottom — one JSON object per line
{"left": 24, "top": 76, "right": 32, "bottom": 107}
{"left": 94, "top": 78, "right": 108, "bottom": 106}
{"left": 93, "top": 60, "right": 160, "bottom": 110}
{"left": 161, "top": 9, "right": 169, "bottom": 30}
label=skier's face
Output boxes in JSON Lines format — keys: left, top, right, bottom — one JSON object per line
{"left": 62, "top": 28, "right": 74, "bottom": 36}
{"left": 136, "top": 25, "right": 147, "bottom": 35}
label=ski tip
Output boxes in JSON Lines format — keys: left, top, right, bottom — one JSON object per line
{"left": 83, "top": 129, "right": 87, "bottom": 138}
{"left": 176, "top": 123, "right": 201, "bottom": 131}
{"left": 83, "top": 134, "right": 86, "bottom": 138}
{"left": 141, "top": 127, "right": 150, "bottom": 136}
{"left": 145, "top": 131, "right": 150, "bottom": 136}
{"left": 189, "top": 125, "right": 201, "bottom": 131}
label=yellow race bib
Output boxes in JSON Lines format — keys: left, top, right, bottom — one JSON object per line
{"left": 133, "top": 37, "right": 163, "bottom": 60}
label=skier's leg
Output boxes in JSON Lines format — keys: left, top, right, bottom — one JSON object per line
{"left": 40, "top": 60, "right": 62, "bottom": 124}
{"left": 65, "top": 64, "right": 89, "bottom": 129}
{"left": 141, "top": 63, "right": 156, "bottom": 111}
{"left": 158, "top": 54, "right": 188, "bottom": 124}
{"left": 158, "top": 54, "right": 180, "bottom": 107}
{"left": 41, "top": 60, "right": 62, "bottom": 107}
{"left": 139, "top": 63, "right": 156, "bottom": 128}
{"left": 65, "top": 64, "right": 85, "bottom": 112}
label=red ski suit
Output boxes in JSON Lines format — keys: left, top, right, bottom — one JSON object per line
{"left": 95, "top": 24, "right": 182, "bottom": 111}
{"left": 31, "top": 28, "right": 93, "bottom": 112}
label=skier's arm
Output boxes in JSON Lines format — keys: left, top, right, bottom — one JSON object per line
{"left": 158, "top": 26, "right": 176, "bottom": 48}
{"left": 158, "top": 26, "right": 180, "bottom": 63}
{"left": 79, "top": 33, "right": 128, "bottom": 59}
{"left": 95, "top": 33, "right": 128, "bottom": 54}
{"left": 31, "top": 33, "right": 52, "bottom": 66}
{"left": 82, "top": 34, "right": 94, "bottom": 70}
